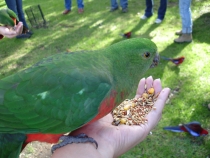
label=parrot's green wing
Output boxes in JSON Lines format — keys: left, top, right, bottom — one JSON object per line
{"left": 0, "top": 8, "right": 18, "bottom": 26}
{"left": 0, "top": 52, "right": 113, "bottom": 134}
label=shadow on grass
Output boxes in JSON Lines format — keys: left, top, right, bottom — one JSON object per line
{"left": 193, "top": 12, "right": 210, "bottom": 44}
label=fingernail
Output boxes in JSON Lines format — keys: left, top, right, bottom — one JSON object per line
{"left": 156, "top": 78, "right": 160, "bottom": 81}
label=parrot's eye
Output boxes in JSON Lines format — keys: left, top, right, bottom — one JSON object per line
{"left": 143, "top": 52, "right": 150, "bottom": 58}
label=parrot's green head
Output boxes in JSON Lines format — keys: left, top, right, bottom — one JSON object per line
{"left": 106, "top": 38, "right": 159, "bottom": 90}
{"left": 109, "top": 37, "right": 159, "bottom": 72}
{"left": 0, "top": 8, "right": 18, "bottom": 26}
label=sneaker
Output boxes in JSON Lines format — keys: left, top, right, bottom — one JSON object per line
{"left": 122, "top": 8, "right": 128, "bottom": 13}
{"left": 63, "top": 9, "right": 71, "bottom": 15}
{"left": 155, "top": 18, "right": 162, "bottom": 24}
{"left": 26, "top": 30, "right": 33, "bottom": 35}
{"left": 110, "top": 7, "right": 118, "bottom": 12}
{"left": 78, "top": 8, "right": 84, "bottom": 14}
{"left": 141, "top": 15, "right": 148, "bottom": 20}
{"left": 16, "top": 33, "right": 31, "bottom": 39}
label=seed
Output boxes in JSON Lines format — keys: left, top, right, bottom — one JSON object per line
{"left": 142, "top": 93, "right": 148, "bottom": 98}
{"left": 124, "top": 104, "right": 131, "bottom": 110}
{"left": 148, "top": 87, "right": 155, "bottom": 94}
{"left": 154, "top": 92, "right": 160, "bottom": 99}
{"left": 113, "top": 110, "right": 117, "bottom": 114}
{"left": 114, "top": 120, "right": 121, "bottom": 126}
{"left": 120, "top": 118, "right": 127, "bottom": 124}
{"left": 112, "top": 84, "right": 157, "bottom": 126}
{"left": 131, "top": 103, "right": 136, "bottom": 107}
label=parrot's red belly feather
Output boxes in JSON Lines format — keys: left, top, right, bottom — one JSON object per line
{"left": 87, "top": 90, "right": 117, "bottom": 124}
{"left": 25, "top": 133, "right": 63, "bottom": 143}
{"left": 22, "top": 133, "right": 63, "bottom": 150}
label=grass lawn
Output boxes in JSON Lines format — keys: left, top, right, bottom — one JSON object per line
{"left": 1, "top": 0, "right": 210, "bottom": 157}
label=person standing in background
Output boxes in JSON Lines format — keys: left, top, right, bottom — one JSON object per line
{"left": 110, "top": 0, "right": 128, "bottom": 13}
{"left": 141, "top": 0, "right": 167, "bottom": 24}
{"left": 174, "top": 0, "right": 192, "bottom": 43}
{"left": 63, "top": 0, "right": 84, "bottom": 14}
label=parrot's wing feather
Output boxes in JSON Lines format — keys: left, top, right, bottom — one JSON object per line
{"left": 0, "top": 52, "right": 113, "bottom": 134}
{"left": 183, "top": 125, "right": 200, "bottom": 137}
{"left": 183, "top": 122, "right": 202, "bottom": 137}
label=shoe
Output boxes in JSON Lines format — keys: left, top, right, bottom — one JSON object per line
{"left": 155, "top": 18, "right": 162, "bottom": 24}
{"left": 110, "top": 7, "right": 118, "bottom": 12}
{"left": 175, "top": 30, "right": 182, "bottom": 35}
{"left": 78, "top": 8, "right": 84, "bottom": 14}
{"left": 27, "top": 31, "right": 33, "bottom": 35}
{"left": 174, "top": 33, "right": 192, "bottom": 43}
{"left": 141, "top": 15, "right": 148, "bottom": 20}
{"left": 122, "top": 8, "right": 128, "bottom": 13}
{"left": 22, "top": 26, "right": 33, "bottom": 35}
{"left": 16, "top": 33, "right": 31, "bottom": 39}
{"left": 63, "top": 9, "right": 71, "bottom": 15}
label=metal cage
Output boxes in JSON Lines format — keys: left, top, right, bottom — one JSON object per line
{"left": 25, "top": 5, "right": 47, "bottom": 28}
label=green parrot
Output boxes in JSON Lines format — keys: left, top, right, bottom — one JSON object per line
{"left": 0, "top": 38, "right": 159, "bottom": 157}
{"left": 0, "top": 8, "right": 18, "bottom": 27}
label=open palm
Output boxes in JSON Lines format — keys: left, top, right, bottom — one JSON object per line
{"left": 68, "top": 76, "right": 170, "bottom": 158}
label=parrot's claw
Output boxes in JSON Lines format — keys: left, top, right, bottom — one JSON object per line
{"left": 51, "top": 133, "right": 98, "bottom": 153}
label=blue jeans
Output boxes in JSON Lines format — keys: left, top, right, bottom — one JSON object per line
{"left": 144, "top": 0, "right": 167, "bottom": 20}
{"left": 65, "top": 0, "right": 84, "bottom": 10}
{"left": 5, "top": 0, "right": 29, "bottom": 28}
{"left": 110, "top": 0, "right": 128, "bottom": 9}
{"left": 179, "top": 0, "right": 192, "bottom": 33}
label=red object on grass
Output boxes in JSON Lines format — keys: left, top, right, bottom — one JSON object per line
{"left": 120, "top": 32, "right": 131, "bottom": 38}
{"left": 161, "top": 56, "right": 185, "bottom": 66}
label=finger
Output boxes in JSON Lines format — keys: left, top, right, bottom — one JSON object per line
{"left": 145, "top": 76, "right": 154, "bottom": 90}
{"left": 135, "top": 78, "right": 146, "bottom": 98}
{"left": 153, "top": 78, "right": 162, "bottom": 95}
{"left": 145, "top": 87, "right": 170, "bottom": 130}
{"left": 16, "top": 22, "right": 23, "bottom": 35}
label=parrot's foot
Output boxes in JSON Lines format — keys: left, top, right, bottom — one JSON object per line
{"left": 51, "top": 133, "right": 98, "bottom": 153}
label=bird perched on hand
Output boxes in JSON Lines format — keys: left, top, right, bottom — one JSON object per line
{"left": 0, "top": 8, "right": 18, "bottom": 27}
{"left": 0, "top": 38, "right": 159, "bottom": 157}
{"left": 163, "top": 121, "right": 208, "bottom": 137}
{"left": 161, "top": 56, "right": 185, "bottom": 66}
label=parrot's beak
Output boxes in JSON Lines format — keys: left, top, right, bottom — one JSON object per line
{"left": 150, "top": 53, "right": 159, "bottom": 68}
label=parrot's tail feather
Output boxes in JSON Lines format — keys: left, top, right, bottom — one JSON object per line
{"left": 163, "top": 126, "right": 184, "bottom": 132}
{"left": 0, "top": 133, "right": 26, "bottom": 158}
{"left": 160, "top": 56, "right": 171, "bottom": 61}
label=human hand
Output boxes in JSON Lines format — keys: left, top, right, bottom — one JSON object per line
{"left": 0, "top": 22, "right": 23, "bottom": 38}
{"left": 52, "top": 76, "right": 170, "bottom": 158}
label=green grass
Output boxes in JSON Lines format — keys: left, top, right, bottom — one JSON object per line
{"left": 1, "top": 0, "right": 210, "bottom": 157}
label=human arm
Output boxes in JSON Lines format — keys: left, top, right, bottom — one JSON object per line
{"left": 0, "top": 22, "right": 23, "bottom": 39}
{"left": 52, "top": 76, "right": 170, "bottom": 158}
